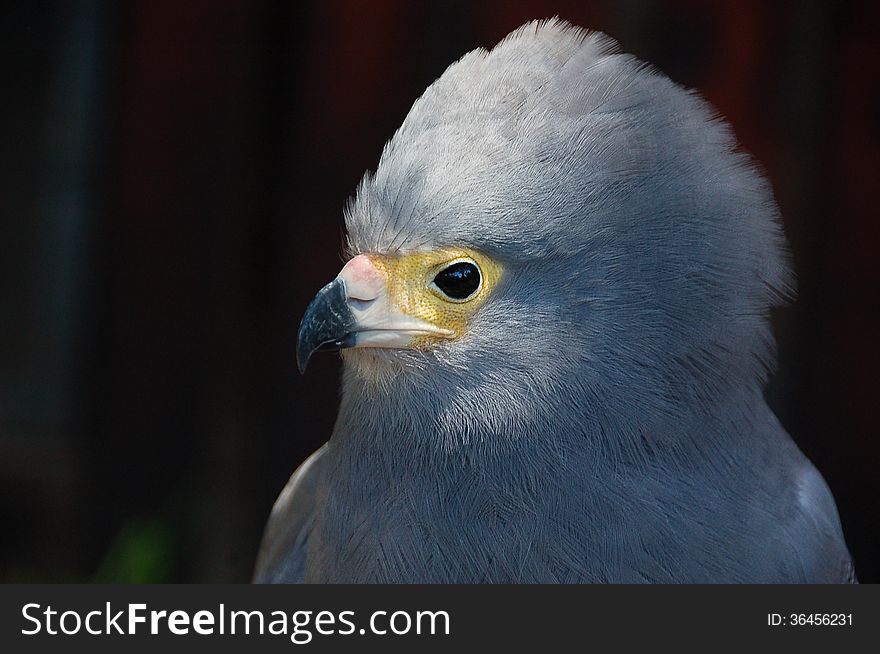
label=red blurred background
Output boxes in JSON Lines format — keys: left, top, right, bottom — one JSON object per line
{"left": 1, "top": 0, "right": 877, "bottom": 582}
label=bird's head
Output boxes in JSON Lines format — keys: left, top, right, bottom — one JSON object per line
{"left": 297, "top": 19, "right": 792, "bottom": 446}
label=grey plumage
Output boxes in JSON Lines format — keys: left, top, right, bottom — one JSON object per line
{"left": 254, "top": 19, "right": 853, "bottom": 583}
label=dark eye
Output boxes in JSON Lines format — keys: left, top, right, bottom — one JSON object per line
{"left": 432, "top": 261, "right": 481, "bottom": 300}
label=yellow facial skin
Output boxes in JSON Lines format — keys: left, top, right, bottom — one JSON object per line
{"left": 365, "top": 248, "right": 503, "bottom": 349}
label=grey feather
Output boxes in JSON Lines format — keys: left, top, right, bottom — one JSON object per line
{"left": 255, "top": 19, "right": 853, "bottom": 583}
{"left": 253, "top": 444, "right": 326, "bottom": 583}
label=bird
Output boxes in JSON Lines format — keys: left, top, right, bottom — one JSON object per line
{"left": 254, "top": 18, "right": 854, "bottom": 583}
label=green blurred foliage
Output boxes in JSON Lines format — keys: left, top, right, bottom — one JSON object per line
{"left": 92, "top": 515, "right": 175, "bottom": 583}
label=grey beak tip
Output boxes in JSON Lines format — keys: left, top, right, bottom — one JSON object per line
{"left": 296, "top": 278, "right": 355, "bottom": 374}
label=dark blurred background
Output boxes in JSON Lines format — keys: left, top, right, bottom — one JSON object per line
{"left": 1, "top": 0, "right": 877, "bottom": 582}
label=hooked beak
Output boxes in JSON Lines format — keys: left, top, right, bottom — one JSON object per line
{"left": 296, "top": 254, "right": 453, "bottom": 373}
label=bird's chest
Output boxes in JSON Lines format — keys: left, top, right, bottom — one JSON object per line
{"left": 303, "top": 446, "right": 780, "bottom": 583}
{"left": 304, "top": 455, "right": 634, "bottom": 583}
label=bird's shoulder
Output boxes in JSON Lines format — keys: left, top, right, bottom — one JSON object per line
{"left": 252, "top": 443, "right": 328, "bottom": 583}
{"left": 784, "top": 453, "right": 856, "bottom": 582}
{"left": 718, "top": 408, "right": 855, "bottom": 583}
{"left": 631, "top": 406, "right": 855, "bottom": 583}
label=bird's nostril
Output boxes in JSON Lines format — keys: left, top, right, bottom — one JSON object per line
{"left": 348, "top": 298, "right": 375, "bottom": 311}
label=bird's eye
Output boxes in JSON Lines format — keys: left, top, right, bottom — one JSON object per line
{"left": 431, "top": 260, "right": 482, "bottom": 301}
